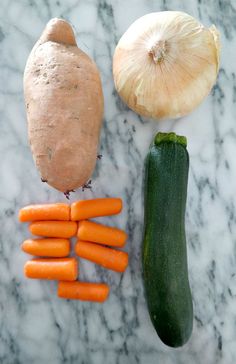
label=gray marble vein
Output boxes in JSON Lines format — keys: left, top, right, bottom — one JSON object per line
{"left": 0, "top": 0, "right": 236, "bottom": 363}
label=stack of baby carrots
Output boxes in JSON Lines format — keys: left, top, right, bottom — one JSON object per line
{"left": 19, "top": 198, "right": 128, "bottom": 303}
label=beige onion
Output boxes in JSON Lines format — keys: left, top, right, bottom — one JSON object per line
{"left": 113, "top": 11, "right": 220, "bottom": 120}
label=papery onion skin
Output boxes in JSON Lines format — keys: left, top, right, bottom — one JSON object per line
{"left": 113, "top": 11, "right": 220, "bottom": 120}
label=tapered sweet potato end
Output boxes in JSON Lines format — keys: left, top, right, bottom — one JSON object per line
{"left": 40, "top": 18, "right": 77, "bottom": 46}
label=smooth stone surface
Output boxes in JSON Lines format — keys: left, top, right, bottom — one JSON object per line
{"left": 0, "top": 0, "right": 235, "bottom": 363}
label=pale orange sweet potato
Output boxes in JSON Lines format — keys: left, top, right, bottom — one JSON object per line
{"left": 24, "top": 18, "right": 104, "bottom": 192}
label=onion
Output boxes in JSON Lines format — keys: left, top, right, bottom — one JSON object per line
{"left": 113, "top": 11, "right": 220, "bottom": 120}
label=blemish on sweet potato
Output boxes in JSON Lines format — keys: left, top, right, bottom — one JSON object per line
{"left": 47, "top": 147, "right": 52, "bottom": 160}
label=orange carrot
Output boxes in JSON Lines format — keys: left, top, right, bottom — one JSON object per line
{"left": 75, "top": 240, "right": 128, "bottom": 272}
{"left": 19, "top": 203, "right": 70, "bottom": 222}
{"left": 29, "top": 221, "right": 77, "bottom": 238}
{"left": 77, "top": 220, "right": 127, "bottom": 247}
{"left": 21, "top": 238, "right": 70, "bottom": 257}
{"left": 71, "top": 198, "right": 122, "bottom": 221}
{"left": 58, "top": 281, "right": 109, "bottom": 302}
{"left": 24, "top": 257, "right": 78, "bottom": 281}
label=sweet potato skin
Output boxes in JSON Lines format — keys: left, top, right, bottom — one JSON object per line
{"left": 24, "top": 19, "right": 104, "bottom": 192}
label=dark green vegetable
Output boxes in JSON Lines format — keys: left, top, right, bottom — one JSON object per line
{"left": 142, "top": 132, "right": 193, "bottom": 348}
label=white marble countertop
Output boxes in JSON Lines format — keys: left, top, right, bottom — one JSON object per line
{"left": 0, "top": 0, "right": 236, "bottom": 363}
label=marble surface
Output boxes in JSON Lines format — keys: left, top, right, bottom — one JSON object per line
{"left": 0, "top": 0, "right": 236, "bottom": 363}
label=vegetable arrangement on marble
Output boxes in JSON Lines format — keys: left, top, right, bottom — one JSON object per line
{"left": 21, "top": 12, "right": 221, "bottom": 348}
{"left": 112, "top": 10, "right": 220, "bottom": 347}
{"left": 19, "top": 199, "right": 128, "bottom": 303}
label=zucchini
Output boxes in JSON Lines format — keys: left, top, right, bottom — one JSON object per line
{"left": 142, "top": 132, "right": 193, "bottom": 348}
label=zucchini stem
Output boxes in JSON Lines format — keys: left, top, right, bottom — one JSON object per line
{"left": 154, "top": 132, "right": 187, "bottom": 147}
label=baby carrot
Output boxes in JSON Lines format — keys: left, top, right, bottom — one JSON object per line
{"left": 77, "top": 220, "right": 127, "bottom": 247}
{"left": 71, "top": 198, "right": 122, "bottom": 221}
{"left": 29, "top": 221, "right": 77, "bottom": 238}
{"left": 21, "top": 238, "right": 70, "bottom": 257}
{"left": 24, "top": 257, "right": 78, "bottom": 281}
{"left": 75, "top": 240, "right": 129, "bottom": 272}
{"left": 19, "top": 203, "right": 70, "bottom": 222}
{"left": 58, "top": 281, "right": 109, "bottom": 302}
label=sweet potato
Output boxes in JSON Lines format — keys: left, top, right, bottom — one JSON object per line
{"left": 24, "top": 18, "right": 104, "bottom": 192}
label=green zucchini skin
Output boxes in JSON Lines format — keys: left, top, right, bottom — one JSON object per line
{"left": 142, "top": 132, "right": 193, "bottom": 348}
